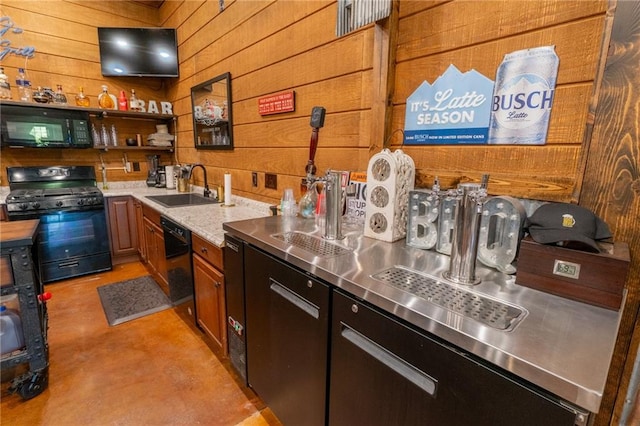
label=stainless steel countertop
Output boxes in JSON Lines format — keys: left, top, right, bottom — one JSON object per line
{"left": 223, "top": 215, "right": 623, "bottom": 414}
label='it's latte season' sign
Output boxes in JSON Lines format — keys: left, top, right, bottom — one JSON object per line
{"left": 403, "top": 65, "right": 494, "bottom": 145}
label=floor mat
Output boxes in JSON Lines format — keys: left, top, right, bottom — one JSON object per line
{"left": 97, "top": 275, "right": 171, "bottom": 326}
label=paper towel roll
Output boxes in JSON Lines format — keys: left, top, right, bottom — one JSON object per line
{"left": 165, "top": 166, "right": 175, "bottom": 189}
{"left": 224, "top": 173, "right": 232, "bottom": 205}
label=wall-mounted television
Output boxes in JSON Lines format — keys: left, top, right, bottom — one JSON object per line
{"left": 98, "top": 27, "right": 179, "bottom": 78}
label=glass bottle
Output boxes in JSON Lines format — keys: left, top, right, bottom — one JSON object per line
{"left": 118, "top": 90, "right": 128, "bottom": 111}
{"left": 0, "top": 67, "right": 12, "bottom": 100}
{"left": 75, "top": 86, "right": 90, "bottom": 107}
{"left": 98, "top": 85, "right": 115, "bottom": 109}
{"left": 110, "top": 124, "right": 118, "bottom": 146}
{"left": 52, "top": 84, "right": 68, "bottom": 105}
{"left": 15, "top": 68, "right": 32, "bottom": 102}
{"left": 91, "top": 123, "right": 101, "bottom": 147}
{"left": 129, "top": 89, "right": 140, "bottom": 112}
{"left": 100, "top": 124, "right": 110, "bottom": 146}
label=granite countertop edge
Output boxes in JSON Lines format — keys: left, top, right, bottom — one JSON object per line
{"left": 0, "top": 182, "right": 273, "bottom": 248}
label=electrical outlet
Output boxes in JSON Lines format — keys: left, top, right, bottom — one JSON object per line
{"left": 265, "top": 173, "right": 277, "bottom": 190}
{"left": 252, "top": 172, "right": 258, "bottom": 187}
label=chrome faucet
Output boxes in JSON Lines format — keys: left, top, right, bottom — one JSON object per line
{"left": 188, "top": 164, "right": 211, "bottom": 198}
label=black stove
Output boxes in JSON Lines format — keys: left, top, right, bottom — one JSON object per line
{"left": 6, "top": 166, "right": 104, "bottom": 216}
{"left": 5, "top": 166, "right": 112, "bottom": 283}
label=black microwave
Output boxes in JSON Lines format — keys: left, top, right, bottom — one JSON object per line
{"left": 1, "top": 103, "right": 92, "bottom": 148}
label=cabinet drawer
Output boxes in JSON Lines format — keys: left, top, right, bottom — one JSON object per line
{"left": 192, "top": 233, "right": 223, "bottom": 270}
{"left": 142, "top": 203, "right": 161, "bottom": 225}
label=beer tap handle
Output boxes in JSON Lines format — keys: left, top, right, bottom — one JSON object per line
{"left": 306, "top": 128, "right": 319, "bottom": 176}
{"left": 306, "top": 107, "right": 326, "bottom": 178}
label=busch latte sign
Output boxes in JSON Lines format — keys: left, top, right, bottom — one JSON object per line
{"left": 488, "top": 46, "right": 559, "bottom": 145}
{"left": 404, "top": 65, "right": 494, "bottom": 145}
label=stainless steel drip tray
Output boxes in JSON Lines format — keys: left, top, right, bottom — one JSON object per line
{"left": 371, "top": 266, "right": 527, "bottom": 331}
{"left": 271, "top": 232, "right": 352, "bottom": 257}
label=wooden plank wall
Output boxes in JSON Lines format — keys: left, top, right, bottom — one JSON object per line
{"left": 0, "top": 0, "right": 610, "bottom": 204}
{"left": 391, "top": 0, "right": 607, "bottom": 201}
{"left": 579, "top": 1, "right": 640, "bottom": 424}
{"left": 1, "top": 1, "right": 637, "bottom": 423}
{"left": 161, "top": 0, "right": 374, "bottom": 202}
{"left": 0, "top": 0, "right": 173, "bottom": 184}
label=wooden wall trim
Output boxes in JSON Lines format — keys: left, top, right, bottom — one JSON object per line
{"left": 578, "top": 0, "right": 640, "bottom": 424}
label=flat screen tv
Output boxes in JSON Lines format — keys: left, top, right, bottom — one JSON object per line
{"left": 98, "top": 27, "right": 179, "bottom": 77}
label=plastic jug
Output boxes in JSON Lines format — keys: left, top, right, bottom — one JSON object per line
{"left": 0, "top": 305, "right": 25, "bottom": 355}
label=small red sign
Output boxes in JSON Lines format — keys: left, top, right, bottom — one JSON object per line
{"left": 258, "top": 91, "right": 295, "bottom": 115}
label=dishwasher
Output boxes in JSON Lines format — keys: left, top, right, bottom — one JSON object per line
{"left": 161, "top": 215, "right": 195, "bottom": 326}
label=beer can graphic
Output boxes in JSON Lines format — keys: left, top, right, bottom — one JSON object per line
{"left": 488, "top": 46, "right": 559, "bottom": 145}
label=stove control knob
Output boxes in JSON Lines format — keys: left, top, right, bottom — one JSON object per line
{"left": 19, "top": 203, "right": 28, "bottom": 210}
{"left": 32, "top": 202, "right": 40, "bottom": 209}
{"left": 77, "top": 199, "right": 85, "bottom": 206}
{"left": 56, "top": 201, "right": 64, "bottom": 207}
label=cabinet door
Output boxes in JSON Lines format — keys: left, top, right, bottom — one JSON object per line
{"left": 329, "top": 290, "right": 577, "bottom": 426}
{"left": 142, "top": 216, "right": 168, "bottom": 296}
{"left": 193, "top": 253, "right": 227, "bottom": 353}
{"left": 106, "top": 196, "right": 139, "bottom": 263}
{"left": 133, "top": 199, "right": 146, "bottom": 261}
{"left": 245, "top": 245, "right": 329, "bottom": 426}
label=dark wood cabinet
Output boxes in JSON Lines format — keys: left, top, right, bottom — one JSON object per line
{"left": 133, "top": 199, "right": 146, "bottom": 261}
{"left": 106, "top": 196, "right": 139, "bottom": 265}
{"left": 141, "top": 205, "right": 168, "bottom": 295}
{"left": 192, "top": 233, "right": 226, "bottom": 354}
{"left": 193, "top": 252, "right": 226, "bottom": 353}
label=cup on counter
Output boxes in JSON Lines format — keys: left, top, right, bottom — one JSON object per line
{"left": 177, "top": 178, "right": 190, "bottom": 192}
{"left": 281, "top": 188, "right": 297, "bottom": 217}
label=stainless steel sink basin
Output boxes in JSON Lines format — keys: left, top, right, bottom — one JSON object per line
{"left": 146, "top": 193, "right": 219, "bottom": 207}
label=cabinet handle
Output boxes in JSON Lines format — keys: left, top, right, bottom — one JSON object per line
{"left": 201, "top": 247, "right": 208, "bottom": 254}
{"left": 269, "top": 279, "right": 319, "bottom": 319}
{"left": 215, "top": 281, "right": 221, "bottom": 288}
{"left": 340, "top": 324, "right": 437, "bottom": 397}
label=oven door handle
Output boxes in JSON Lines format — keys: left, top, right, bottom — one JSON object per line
{"left": 58, "top": 260, "right": 80, "bottom": 268}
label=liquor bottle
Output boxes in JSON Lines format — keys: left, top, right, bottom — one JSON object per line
{"left": 98, "top": 85, "right": 115, "bottom": 109}
{"left": 118, "top": 90, "right": 128, "bottom": 111}
{"left": 0, "top": 67, "right": 12, "bottom": 100}
{"left": 129, "top": 89, "right": 141, "bottom": 112}
{"left": 15, "top": 68, "right": 32, "bottom": 102}
{"left": 52, "top": 84, "right": 68, "bottom": 105}
{"left": 75, "top": 87, "right": 90, "bottom": 107}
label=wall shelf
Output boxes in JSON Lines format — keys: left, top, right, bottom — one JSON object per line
{"left": 95, "top": 146, "right": 173, "bottom": 152}
{"left": 0, "top": 100, "right": 176, "bottom": 121}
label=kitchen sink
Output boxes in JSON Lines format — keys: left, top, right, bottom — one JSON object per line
{"left": 146, "top": 193, "right": 219, "bottom": 207}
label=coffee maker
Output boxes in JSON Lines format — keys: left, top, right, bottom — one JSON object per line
{"left": 146, "top": 155, "right": 161, "bottom": 187}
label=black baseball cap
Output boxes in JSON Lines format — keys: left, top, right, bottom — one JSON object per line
{"left": 526, "top": 203, "right": 612, "bottom": 253}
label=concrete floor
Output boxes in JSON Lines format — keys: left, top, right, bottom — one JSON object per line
{"left": 1, "top": 262, "right": 281, "bottom": 426}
